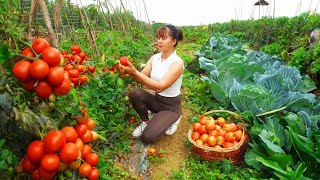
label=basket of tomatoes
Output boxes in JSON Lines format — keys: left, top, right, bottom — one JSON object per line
{"left": 187, "top": 110, "right": 248, "bottom": 163}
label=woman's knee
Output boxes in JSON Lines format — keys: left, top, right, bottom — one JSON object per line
{"left": 129, "top": 88, "right": 144, "bottom": 101}
{"left": 141, "top": 132, "right": 158, "bottom": 144}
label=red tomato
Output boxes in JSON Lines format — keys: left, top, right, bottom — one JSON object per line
{"left": 59, "top": 143, "right": 79, "bottom": 164}
{"left": 87, "top": 168, "right": 100, "bottom": 180}
{"left": 207, "top": 136, "right": 217, "bottom": 147}
{"left": 191, "top": 131, "right": 200, "bottom": 140}
{"left": 47, "top": 66, "right": 64, "bottom": 86}
{"left": 22, "top": 156, "right": 39, "bottom": 173}
{"left": 68, "top": 69, "right": 80, "bottom": 78}
{"left": 61, "top": 126, "right": 78, "bottom": 143}
{"left": 75, "top": 124, "right": 88, "bottom": 138}
{"left": 205, "top": 120, "right": 216, "bottom": 131}
{"left": 26, "top": 140, "right": 44, "bottom": 163}
{"left": 32, "top": 38, "right": 50, "bottom": 54}
{"left": 70, "top": 45, "right": 81, "bottom": 54}
{"left": 120, "top": 56, "right": 129, "bottom": 66}
{"left": 85, "top": 119, "right": 96, "bottom": 130}
{"left": 192, "top": 122, "right": 201, "bottom": 132}
{"left": 74, "top": 138, "right": 84, "bottom": 152}
{"left": 42, "top": 47, "right": 61, "bottom": 67}
{"left": 64, "top": 64, "right": 74, "bottom": 71}
{"left": 225, "top": 132, "right": 235, "bottom": 143}
{"left": 79, "top": 52, "right": 86, "bottom": 60}
{"left": 79, "top": 75, "right": 88, "bottom": 85}
{"left": 43, "top": 130, "right": 66, "bottom": 153}
{"left": 12, "top": 60, "right": 32, "bottom": 81}
{"left": 20, "top": 47, "right": 35, "bottom": 59}
{"left": 21, "top": 78, "right": 36, "bottom": 91}
{"left": 53, "top": 76, "right": 71, "bottom": 96}
{"left": 75, "top": 65, "right": 85, "bottom": 73}
{"left": 81, "top": 129, "right": 93, "bottom": 143}
{"left": 41, "top": 154, "right": 60, "bottom": 172}
{"left": 87, "top": 66, "right": 96, "bottom": 73}
{"left": 34, "top": 81, "right": 52, "bottom": 99}
{"left": 85, "top": 153, "right": 99, "bottom": 167}
{"left": 31, "top": 170, "right": 41, "bottom": 180}
{"left": 78, "top": 163, "right": 92, "bottom": 177}
{"left": 30, "top": 60, "right": 49, "bottom": 80}
{"left": 234, "top": 130, "right": 243, "bottom": 141}
{"left": 81, "top": 144, "right": 92, "bottom": 159}
{"left": 38, "top": 166, "right": 56, "bottom": 179}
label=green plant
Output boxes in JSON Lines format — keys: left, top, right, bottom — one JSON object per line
{"left": 0, "top": 139, "right": 19, "bottom": 178}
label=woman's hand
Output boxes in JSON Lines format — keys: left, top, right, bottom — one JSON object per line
{"left": 118, "top": 61, "right": 137, "bottom": 75}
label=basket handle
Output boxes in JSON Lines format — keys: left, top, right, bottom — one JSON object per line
{"left": 200, "top": 110, "right": 244, "bottom": 124}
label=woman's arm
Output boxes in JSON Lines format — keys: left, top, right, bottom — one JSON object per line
{"left": 129, "top": 58, "right": 152, "bottom": 84}
{"left": 131, "top": 60, "right": 183, "bottom": 93}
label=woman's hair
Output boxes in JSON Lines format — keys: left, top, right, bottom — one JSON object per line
{"left": 156, "top": 24, "right": 183, "bottom": 47}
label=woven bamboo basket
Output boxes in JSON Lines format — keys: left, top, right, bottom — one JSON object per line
{"left": 188, "top": 110, "right": 248, "bottom": 163}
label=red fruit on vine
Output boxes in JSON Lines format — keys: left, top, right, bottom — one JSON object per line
{"left": 120, "top": 56, "right": 129, "bottom": 66}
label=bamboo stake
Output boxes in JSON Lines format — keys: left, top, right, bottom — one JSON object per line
{"left": 27, "top": 0, "right": 37, "bottom": 40}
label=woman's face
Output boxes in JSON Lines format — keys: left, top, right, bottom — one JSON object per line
{"left": 157, "top": 31, "right": 176, "bottom": 52}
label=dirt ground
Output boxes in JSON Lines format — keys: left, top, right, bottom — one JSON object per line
{"left": 149, "top": 106, "right": 193, "bottom": 179}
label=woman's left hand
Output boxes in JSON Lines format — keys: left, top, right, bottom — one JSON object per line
{"left": 118, "top": 61, "right": 137, "bottom": 75}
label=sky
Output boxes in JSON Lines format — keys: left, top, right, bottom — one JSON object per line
{"left": 71, "top": 0, "right": 320, "bottom": 26}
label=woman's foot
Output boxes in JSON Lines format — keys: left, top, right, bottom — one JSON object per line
{"left": 165, "top": 116, "right": 181, "bottom": 135}
{"left": 132, "top": 121, "right": 148, "bottom": 137}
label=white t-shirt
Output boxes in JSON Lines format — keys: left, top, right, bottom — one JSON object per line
{"left": 150, "top": 51, "right": 184, "bottom": 97}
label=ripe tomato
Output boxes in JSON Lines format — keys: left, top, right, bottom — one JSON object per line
{"left": 205, "top": 119, "right": 216, "bottom": 131}
{"left": 61, "top": 126, "right": 78, "bottom": 143}
{"left": 80, "top": 75, "right": 88, "bottom": 85}
{"left": 218, "top": 129, "right": 227, "bottom": 137}
{"left": 70, "top": 45, "right": 81, "bottom": 54}
{"left": 26, "top": 140, "right": 44, "bottom": 163}
{"left": 87, "top": 66, "right": 96, "bottom": 73}
{"left": 234, "top": 130, "right": 243, "bottom": 141}
{"left": 78, "top": 163, "right": 93, "bottom": 178}
{"left": 31, "top": 170, "right": 41, "bottom": 180}
{"left": 85, "top": 152, "right": 99, "bottom": 167}
{"left": 40, "top": 154, "right": 60, "bottom": 172}
{"left": 120, "top": 56, "right": 129, "bottom": 66}
{"left": 68, "top": 159, "right": 81, "bottom": 170}
{"left": 216, "top": 136, "right": 225, "bottom": 146}
{"left": 198, "top": 125, "right": 207, "bottom": 135}
{"left": 34, "top": 81, "right": 52, "bottom": 99}
{"left": 191, "top": 131, "right": 200, "bottom": 140}
{"left": 87, "top": 168, "right": 100, "bottom": 180}
{"left": 216, "top": 117, "right": 226, "bottom": 127}
{"left": 86, "top": 118, "right": 96, "bottom": 130}
{"left": 81, "top": 144, "right": 92, "bottom": 159}
{"left": 30, "top": 60, "right": 49, "bottom": 80}
{"left": 32, "top": 38, "right": 50, "bottom": 54}
{"left": 21, "top": 78, "right": 36, "bottom": 91}
{"left": 74, "top": 138, "right": 84, "bottom": 152}
{"left": 20, "top": 47, "right": 35, "bottom": 58}
{"left": 199, "top": 116, "right": 209, "bottom": 125}
{"left": 47, "top": 66, "right": 64, "bottom": 86}
{"left": 12, "top": 60, "right": 32, "bottom": 81}
{"left": 64, "top": 64, "right": 74, "bottom": 71}
{"left": 42, "top": 47, "right": 61, "bottom": 67}
{"left": 75, "top": 124, "right": 88, "bottom": 138}
{"left": 79, "top": 52, "right": 86, "bottom": 60}
{"left": 59, "top": 143, "right": 79, "bottom": 164}
{"left": 38, "top": 166, "right": 56, "bottom": 179}
{"left": 68, "top": 69, "right": 80, "bottom": 78}
{"left": 22, "top": 156, "right": 39, "bottom": 173}
{"left": 81, "top": 129, "right": 93, "bottom": 143}
{"left": 200, "top": 134, "right": 209, "bottom": 143}
{"left": 229, "top": 123, "right": 238, "bottom": 132}
{"left": 75, "top": 65, "right": 85, "bottom": 73}
{"left": 225, "top": 132, "right": 235, "bottom": 143}
{"left": 208, "top": 130, "right": 218, "bottom": 137}
{"left": 207, "top": 136, "right": 217, "bottom": 147}
{"left": 147, "top": 147, "right": 157, "bottom": 156}
{"left": 43, "top": 130, "right": 66, "bottom": 153}
{"left": 223, "top": 142, "right": 234, "bottom": 148}
{"left": 57, "top": 161, "right": 68, "bottom": 172}
{"left": 53, "top": 76, "right": 71, "bottom": 96}
{"left": 192, "top": 122, "right": 201, "bottom": 132}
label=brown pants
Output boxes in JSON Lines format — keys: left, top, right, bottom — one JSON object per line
{"left": 129, "top": 88, "right": 181, "bottom": 144}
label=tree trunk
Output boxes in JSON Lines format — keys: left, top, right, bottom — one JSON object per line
{"left": 38, "top": 0, "right": 58, "bottom": 48}
{"left": 53, "top": 0, "right": 62, "bottom": 43}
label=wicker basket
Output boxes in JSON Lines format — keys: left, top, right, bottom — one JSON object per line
{"left": 188, "top": 110, "right": 248, "bottom": 163}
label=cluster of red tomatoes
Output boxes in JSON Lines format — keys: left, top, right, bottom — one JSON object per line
{"left": 20, "top": 111, "right": 100, "bottom": 180}
{"left": 191, "top": 116, "right": 243, "bottom": 148}
{"left": 61, "top": 45, "right": 96, "bottom": 87}
{"left": 12, "top": 38, "right": 71, "bottom": 100}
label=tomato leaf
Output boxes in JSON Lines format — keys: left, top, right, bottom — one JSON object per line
{"left": 0, "top": 45, "right": 14, "bottom": 64}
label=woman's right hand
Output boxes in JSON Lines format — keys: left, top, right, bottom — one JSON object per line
{"left": 118, "top": 61, "right": 137, "bottom": 75}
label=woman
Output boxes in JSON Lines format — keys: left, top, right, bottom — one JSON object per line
{"left": 119, "top": 24, "right": 184, "bottom": 144}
